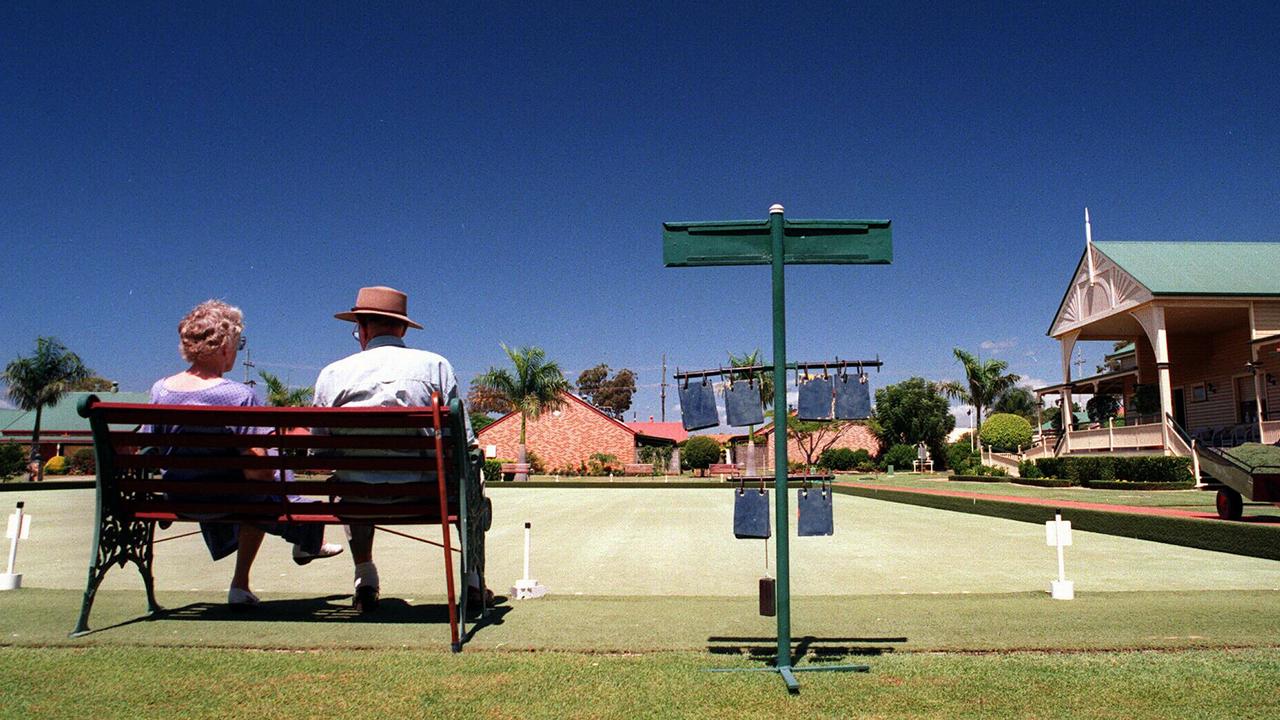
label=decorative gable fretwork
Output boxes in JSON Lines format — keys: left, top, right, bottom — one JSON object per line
{"left": 1051, "top": 248, "right": 1152, "bottom": 337}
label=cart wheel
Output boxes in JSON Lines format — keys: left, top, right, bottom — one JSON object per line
{"left": 1215, "top": 488, "right": 1243, "bottom": 521}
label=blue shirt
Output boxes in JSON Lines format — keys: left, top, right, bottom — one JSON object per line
{"left": 312, "top": 334, "right": 473, "bottom": 484}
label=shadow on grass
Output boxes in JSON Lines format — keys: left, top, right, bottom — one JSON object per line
{"left": 707, "top": 634, "right": 908, "bottom": 666}
{"left": 82, "top": 594, "right": 513, "bottom": 635}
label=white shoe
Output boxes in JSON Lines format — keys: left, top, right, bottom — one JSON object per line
{"left": 228, "top": 587, "right": 260, "bottom": 607}
{"left": 293, "top": 543, "right": 344, "bottom": 566}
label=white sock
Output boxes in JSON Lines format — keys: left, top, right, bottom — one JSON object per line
{"left": 354, "top": 561, "right": 379, "bottom": 589}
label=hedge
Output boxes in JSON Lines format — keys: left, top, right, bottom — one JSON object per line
{"left": 834, "top": 484, "right": 1280, "bottom": 561}
{"left": 1011, "top": 477, "right": 1074, "bottom": 488}
{"left": 948, "top": 475, "right": 1012, "bottom": 483}
{"left": 1034, "top": 455, "right": 1192, "bottom": 485}
{"left": 1084, "top": 480, "right": 1196, "bottom": 491}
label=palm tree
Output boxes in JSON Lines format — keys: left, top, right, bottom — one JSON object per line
{"left": 471, "top": 344, "right": 569, "bottom": 480}
{"left": 728, "top": 349, "right": 773, "bottom": 475}
{"left": 2, "top": 337, "right": 90, "bottom": 481}
{"left": 258, "top": 370, "right": 314, "bottom": 407}
{"left": 940, "top": 348, "right": 1021, "bottom": 440}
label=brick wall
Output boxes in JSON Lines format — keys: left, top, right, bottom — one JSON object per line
{"left": 476, "top": 393, "right": 637, "bottom": 472}
{"left": 762, "top": 422, "right": 881, "bottom": 466}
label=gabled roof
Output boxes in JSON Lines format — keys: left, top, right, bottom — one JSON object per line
{"left": 1, "top": 391, "right": 151, "bottom": 438}
{"left": 476, "top": 391, "right": 680, "bottom": 443}
{"left": 1092, "top": 241, "right": 1280, "bottom": 296}
{"left": 624, "top": 421, "right": 688, "bottom": 444}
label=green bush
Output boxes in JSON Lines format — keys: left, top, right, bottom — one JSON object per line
{"left": 1032, "top": 455, "right": 1192, "bottom": 485}
{"left": 637, "top": 444, "right": 673, "bottom": 472}
{"left": 881, "top": 443, "right": 917, "bottom": 472}
{"left": 587, "top": 452, "right": 621, "bottom": 476}
{"left": 855, "top": 460, "right": 877, "bottom": 472}
{"left": 681, "top": 435, "right": 722, "bottom": 475}
{"left": 979, "top": 413, "right": 1033, "bottom": 452}
{"left": 818, "top": 447, "right": 868, "bottom": 471}
{"left": 525, "top": 450, "right": 546, "bottom": 474}
{"left": 1017, "top": 459, "right": 1042, "bottom": 478}
{"left": 44, "top": 455, "right": 69, "bottom": 476}
{"left": 946, "top": 440, "right": 977, "bottom": 473}
{"left": 0, "top": 444, "right": 25, "bottom": 481}
{"left": 483, "top": 458, "right": 512, "bottom": 482}
{"left": 69, "top": 447, "right": 96, "bottom": 475}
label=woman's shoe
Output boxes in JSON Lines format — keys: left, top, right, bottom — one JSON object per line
{"left": 228, "top": 587, "right": 260, "bottom": 608}
{"left": 293, "top": 543, "right": 345, "bottom": 566}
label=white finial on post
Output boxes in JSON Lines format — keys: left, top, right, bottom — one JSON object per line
{"left": 1084, "top": 207, "right": 1096, "bottom": 285}
{"left": 769, "top": 203, "right": 785, "bottom": 215}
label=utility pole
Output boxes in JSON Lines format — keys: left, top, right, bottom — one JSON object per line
{"left": 660, "top": 353, "right": 667, "bottom": 422}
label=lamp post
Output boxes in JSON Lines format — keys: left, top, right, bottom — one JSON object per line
{"left": 967, "top": 408, "right": 974, "bottom": 451}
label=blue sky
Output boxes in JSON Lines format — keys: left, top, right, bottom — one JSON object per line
{"left": 3, "top": 2, "right": 1278, "bottom": 425}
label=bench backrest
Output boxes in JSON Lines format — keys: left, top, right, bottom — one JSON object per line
{"left": 77, "top": 393, "right": 474, "bottom": 524}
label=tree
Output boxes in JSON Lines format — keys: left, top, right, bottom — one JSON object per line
{"left": 467, "top": 377, "right": 514, "bottom": 415}
{"left": 576, "top": 364, "right": 636, "bottom": 419}
{"left": 258, "top": 370, "right": 313, "bottom": 407}
{"left": 681, "top": 435, "right": 721, "bottom": 476}
{"left": 992, "top": 386, "right": 1038, "bottom": 422}
{"left": 939, "top": 348, "right": 1021, "bottom": 425}
{"left": 979, "top": 413, "right": 1033, "bottom": 452}
{"left": 1086, "top": 394, "right": 1120, "bottom": 424}
{"left": 471, "top": 344, "right": 569, "bottom": 480}
{"left": 68, "top": 375, "right": 115, "bottom": 392}
{"left": 2, "top": 337, "right": 91, "bottom": 481}
{"left": 872, "top": 377, "right": 954, "bottom": 453}
{"left": 469, "top": 411, "right": 496, "bottom": 432}
{"left": 783, "top": 412, "right": 851, "bottom": 467}
{"left": 728, "top": 349, "right": 772, "bottom": 474}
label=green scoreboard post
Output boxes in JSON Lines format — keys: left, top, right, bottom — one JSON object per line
{"left": 663, "top": 204, "right": 892, "bottom": 691}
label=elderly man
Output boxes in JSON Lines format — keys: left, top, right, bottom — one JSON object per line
{"left": 313, "top": 285, "right": 481, "bottom": 612}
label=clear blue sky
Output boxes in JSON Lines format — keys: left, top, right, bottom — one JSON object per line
{"left": 3, "top": 2, "right": 1278, "bottom": 424}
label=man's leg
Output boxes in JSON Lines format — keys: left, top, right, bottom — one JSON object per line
{"left": 345, "top": 523, "right": 379, "bottom": 611}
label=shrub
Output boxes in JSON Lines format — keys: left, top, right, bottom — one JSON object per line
{"left": 854, "top": 460, "right": 877, "bottom": 472}
{"left": 483, "top": 458, "right": 511, "bottom": 482}
{"left": 881, "top": 443, "right": 917, "bottom": 472}
{"left": 818, "top": 447, "right": 865, "bottom": 471}
{"left": 44, "top": 455, "right": 69, "bottom": 476}
{"left": 525, "top": 450, "right": 546, "bottom": 474}
{"left": 681, "top": 435, "right": 722, "bottom": 476}
{"left": 946, "top": 440, "right": 977, "bottom": 473}
{"left": 69, "top": 447, "right": 96, "bottom": 475}
{"left": 587, "top": 452, "right": 621, "bottom": 476}
{"left": 0, "top": 444, "right": 25, "bottom": 481}
{"left": 1032, "top": 455, "right": 1192, "bottom": 485}
{"left": 1017, "top": 459, "right": 1042, "bottom": 478}
{"left": 979, "top": 413, "right": 1033, "bottom": 452}
{"left": 637, "top": 444, "right": 673, "bottom": 472}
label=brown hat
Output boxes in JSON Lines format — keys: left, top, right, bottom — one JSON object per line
{"left": 334, "top": 286, "right": 423, "bottom": 329}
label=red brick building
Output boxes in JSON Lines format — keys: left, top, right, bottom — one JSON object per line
{"left": 754, "top": 421, "right": 881, "bottom": 468}
{"left": 476, "top": 392, "right": 680, "bottom": 473}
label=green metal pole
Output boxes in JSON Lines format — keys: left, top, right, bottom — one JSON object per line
{"left": 769, "top": 203, "right": 791, "bottom": 674}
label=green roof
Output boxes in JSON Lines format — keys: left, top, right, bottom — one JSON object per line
{"left": 1093, "top": 241, "right": 1280, "bottom": 296}
{"left": 1105, "top": 342, "right": 1135, "bottom": 358}
{"left": 0, "top": 391, "right": 151, "bottom": 436}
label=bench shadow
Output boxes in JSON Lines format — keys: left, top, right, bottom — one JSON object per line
{"left": 706, "top": 635, "right": 908, "bottom": 666}
{"left": 85, "top": 594, "right": 513, "bottom": 635}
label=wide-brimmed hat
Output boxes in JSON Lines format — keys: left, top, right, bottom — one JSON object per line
{"left": 334, "top": 286, "right": 423, "bottom": 329}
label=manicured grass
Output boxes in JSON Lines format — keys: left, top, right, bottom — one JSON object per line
{"left": 1227, "top": 443, "right": 1280, "bottom": 471}
{"left": 3, "top": 646, "right": 1277, "bottom": 719}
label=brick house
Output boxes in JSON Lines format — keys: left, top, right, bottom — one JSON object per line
{"left": 2, "top": 389, "right": 150, "bottom": 462}
{"left": 751, "top": 421, "right": 881, "bottom": 469}
{"left": 475, "top": 391, "right": 681, "bottom": 472}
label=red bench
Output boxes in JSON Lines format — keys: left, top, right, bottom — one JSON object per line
{"left": 708, "top": 463, "right": 743, "bottom": 477}
{"left": 73, "top": 392, "right": 487, "bottom": 651}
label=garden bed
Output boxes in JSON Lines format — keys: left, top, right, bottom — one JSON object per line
{"left": 1010, "top": 477, "right": 1073, "bottom": 488}
{"left": 948, "top": 475, "right": 1011, "bottom": 483}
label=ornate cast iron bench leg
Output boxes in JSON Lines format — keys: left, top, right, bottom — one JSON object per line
{"left": 70, "top": 499, "right": 159, "bottom": 637}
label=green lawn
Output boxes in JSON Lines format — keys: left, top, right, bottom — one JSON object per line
{"left": 3, "top": 646, "right": 1278, "bottom": 719}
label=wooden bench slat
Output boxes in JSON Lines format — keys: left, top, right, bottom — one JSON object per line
{"left": 117, "top": 478, "right": 447, "bottom": 498}
{"left": 86, "top": 402, "right": 450, "bottom": 428}
{"left": 114, "top": 455, "right": 453, "bottom": 472}
{"left": 126, "top": 501, "right": 457, "bottom": 522}
{"left": 118, "top": 432, "right": 445, "bottom": 451}
{"left": 134, "top": 511, "right": 458, "bottom": 525}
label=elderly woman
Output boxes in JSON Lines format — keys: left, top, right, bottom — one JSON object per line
{"left": 150, "top": 300, "right": 341, "bottom": 606}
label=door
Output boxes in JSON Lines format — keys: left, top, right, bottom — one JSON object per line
{"left": 1172, "top": 387, "right": 1186, "bottom": 429}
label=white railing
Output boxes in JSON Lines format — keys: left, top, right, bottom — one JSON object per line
{"left": 1059, "top": 422, "right": 1164, "bottom": 453}
{"left": 980, "top": 446, "right": 1023, "bottom": 476}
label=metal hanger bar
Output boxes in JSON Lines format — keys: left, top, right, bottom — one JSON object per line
{"left": 673, "top": 358, "right": 883, "bottom": 380}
